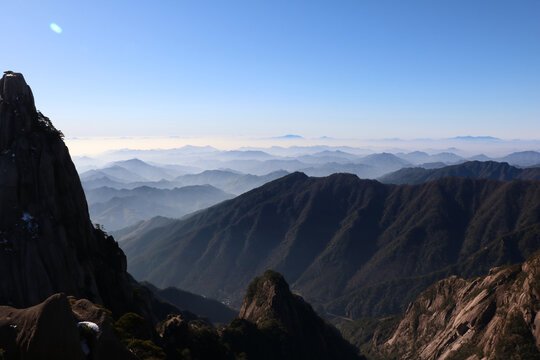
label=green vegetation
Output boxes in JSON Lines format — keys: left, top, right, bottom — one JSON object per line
{"left": 493, "top": 313, "right": 540, "bottom": 360}
{"left": 158, "top": 315, "right": 232, "bottom": 360}
{"left": 337, "top": 316, "right": 402, "bottom": 359}
{"left": 36, "top": 111, "right": 65, "bottom": 139}
{"left": 245, "top": 270, "right": 286, "bottom": 305}
{"left": 124, "top": 339, "right": 166, "bottom": 360}
{"left": 113, "top": 312, "right": 167, "bottom": 360}
{"left": 114, "top": 312, "right": 152, "bottom": 340}
{"left": 220, "top": 318, "right": 286, "bottom": 360}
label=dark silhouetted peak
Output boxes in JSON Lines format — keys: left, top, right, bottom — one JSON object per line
{"left": 237, "top": 270, "right": 362, "bottom": 360}
{"left": 0, "top": 72, "right": 142, "bottom": 318}
{"left": 0, "top": 71, "right": 35, "bottom": 105}
{"left": 0, "top": 71, "right": 37, "bottom": 149}
{"left": 0, "top": 71, "right": 64, "bottom": 150}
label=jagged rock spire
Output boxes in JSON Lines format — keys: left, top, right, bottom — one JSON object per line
{"left": 0, "top": 71, "right": 38, "bottom": 149}
{"left": 0, "top": 71, "right": 36, "bottom": 105}
{"left": 0, "top": 71, "right": 136, "bottom": 316}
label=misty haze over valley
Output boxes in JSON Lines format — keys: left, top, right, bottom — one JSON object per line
{"left": 76, "top": 144, "right": 540, "bottom": 230}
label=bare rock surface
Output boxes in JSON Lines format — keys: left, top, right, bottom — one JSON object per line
{"left": 369, "top": 251, "right": 540, "bottom": 359}
{"left": 0, "top": 293, "right": 84, "bottom": 360}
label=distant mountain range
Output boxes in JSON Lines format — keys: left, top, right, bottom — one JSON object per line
{"left": 82, "top": 165, "right": 150, "bottom": 183}
{"left": 271, "top": 134, "right": 304, "bottom": 139}
{"left": 83, "top": 169, "right": 289, "bottom": 194}
{"left": 379, "top": 161, "right": 540, "bottom": 184}
{"left": 109, "top": 158, "right": 191, "bottom": 180}
{"left": 175, "top": 169, "right": 289, "bottom": 194}
{"left": 78, "top": 150, "right": 540, "bottom": 189}
{"left": 117, "top": 172, "right": 540, "bottom": 319}
{"left": 79, "top": 159, "right": 197, "bottom": 183}
{"left": 80, "top": 153, "right": 540, "bottom": 239}
{"left": 450, "top": 136, "right": 501, "bottom": 141}
{"left": 497, "top": 150, "right": 540, "bottom": 167}
{"left": 395, "top": 151, "right": 464, "bottom": 165}
{"left": 87, "top": 185, "right": 234, "bottom": 230}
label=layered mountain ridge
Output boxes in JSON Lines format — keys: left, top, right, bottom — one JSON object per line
{"left": 380, "top": 160, "right": 540, "bottom": 184}
{"left": 87, "top": 184, "right": 234, "bottom": 230}
{"left": 120, "top": 171, "right": 540, "bottom": 318}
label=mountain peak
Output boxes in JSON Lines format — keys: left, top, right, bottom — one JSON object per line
{"left": 238, "top": 270, "right": 362, "bottom": 359}
{"left": 0, "top": 71, "right": 34, "bottom": 103}
{"left": 240, "top": 270, "right": 290, "bottom": 325}
{"left": 0, "top": 71, "right": 39, "bottom": 149}
{"left": 0, "top": 71, "right": 137, "bottom": 316}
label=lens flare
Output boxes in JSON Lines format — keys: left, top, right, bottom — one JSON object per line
{"left": 50, "top": 23, "right": 63, "bottom": 34}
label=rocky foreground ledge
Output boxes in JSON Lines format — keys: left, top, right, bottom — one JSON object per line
{"left": 0, "top": 293, "right": 134, "bottom": 360}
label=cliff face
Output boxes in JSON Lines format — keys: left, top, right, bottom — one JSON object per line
{"left": 0, "top": 71, "right": 134, "bottom": 315}
{"left": 368, "top": 251, "right": 540, "bottom": 359}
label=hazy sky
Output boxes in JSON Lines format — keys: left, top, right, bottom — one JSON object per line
{"left": 2, "top": 0, "right": 539, "bottom": 141}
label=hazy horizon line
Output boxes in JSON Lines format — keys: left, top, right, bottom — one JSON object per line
{"left": 64, "top": 135, "right": 540, "bottom": 158}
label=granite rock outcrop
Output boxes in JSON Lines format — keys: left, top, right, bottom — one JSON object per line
{"left": 0, "top": 71, "right": 136, "bottom": 316}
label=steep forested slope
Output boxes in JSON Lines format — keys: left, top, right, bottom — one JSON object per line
{"left": 121, "top": 172, "right": 540, "bottom": 317}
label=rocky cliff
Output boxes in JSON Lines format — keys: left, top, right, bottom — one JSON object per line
{"left": 361, "top": 251, "right": 540, "bottom": 359}
{"left": 0, "top": 71, "right": 138, "bottom": 315}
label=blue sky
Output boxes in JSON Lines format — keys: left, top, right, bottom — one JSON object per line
{"left": 2, "top": 0, "right": 539, "bottom": 140}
